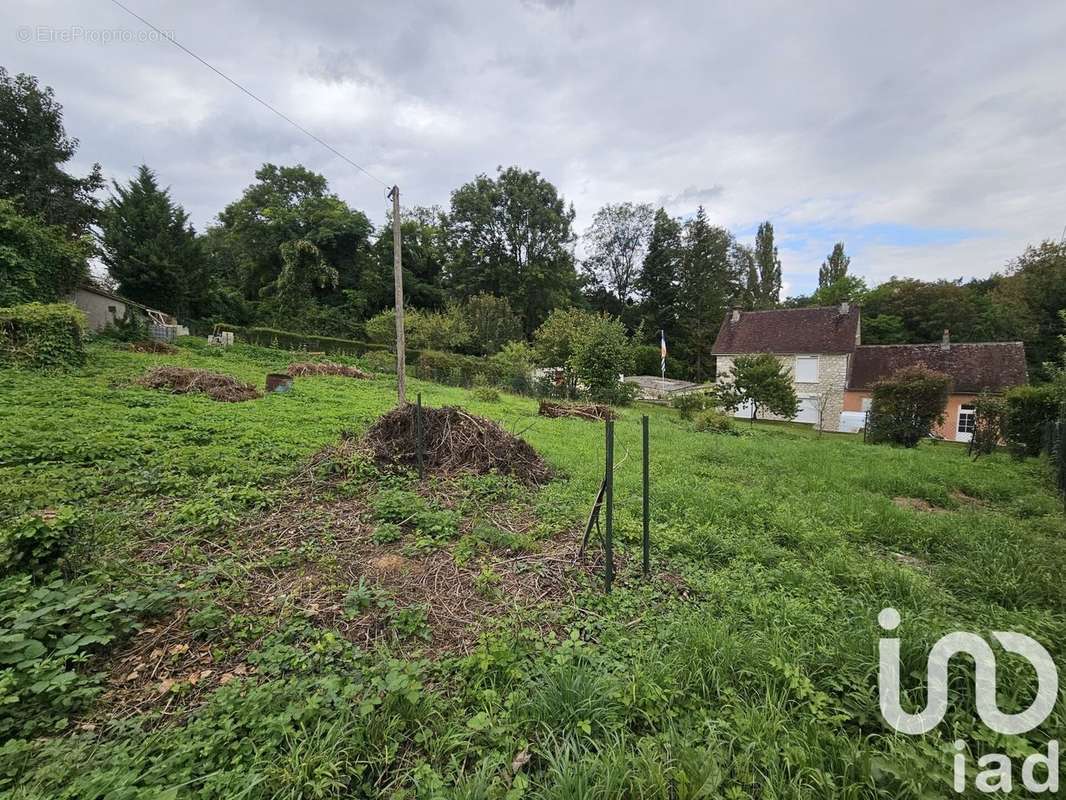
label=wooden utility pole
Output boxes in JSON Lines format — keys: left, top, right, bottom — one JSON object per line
{"left": 390, "top": 185, "right": 406, "bottom": 405}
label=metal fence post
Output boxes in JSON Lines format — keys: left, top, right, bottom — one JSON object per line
{"left": 642, "top": 414, "right": 650, "bottom": 578}
{"left": 604, "top": 418, "right": 614, "bottom": 593}
{"left": 416, "top": 392, "right": 425, "bottom": 480}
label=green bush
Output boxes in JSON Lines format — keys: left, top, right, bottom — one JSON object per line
{"left": 867, "top": 365, "right": 952, "bottom": 447}
{"left": 1004, "top": 384, "right": 1061, "bottom": 457}
{"left": 488, "top": 341, "right": 535, "bottom": 393}
{"left": 416, "top": 350, "right": 490, "bottom": 386}
{"left": 0, "top": 508, "right": 81, "bottom": 576}
{"left": 363, "top": 349, "right": 397, "bottom": 374}
{"left": 471, "top": 379, "right": 500, "bottom": 403}
{"left": 694, "top": 408, "right": 736, "bottom": 434}
{"left": 971, "top": 392, "right": 1008, "bottom": 457}
{"left": 671, "top": 391, "right": 709, "bottom": 420}
{"left": 0, "top": 302, "right": 86, "bottom": 369}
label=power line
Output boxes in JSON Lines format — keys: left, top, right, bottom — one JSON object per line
{"left": 109, "top": 0, "right": 391, "bottom": 190}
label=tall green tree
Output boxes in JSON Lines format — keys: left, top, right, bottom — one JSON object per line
{"left": 443, "top": 166, "right": 578, "bottom": 336}
{"left": 0, "top": 69, "right": 103, "bottom": 237}
{"left": 818, "top": 241, "right": 850, "bottom": 288}
{"left": 638, "top": 208, "right": 683, "bottom": 349}
{"left": 214, "top": 164, "right": 373, "bottom": 307}
{"left": 0, "top": 198, "right": 91, "bottom": 305}
{"left": 367, "top": 206, "right": 446, "bottom": 316}
{"left": 992, "top": 240, "right": 1066, "bottom": 380}
{"left": 98, "top": 165, "right": 205, "bottom": 317}
{"left": 581, "top": 202, "right": 654, "bottom": 303}
{"left": 753, "top": 221, "right": 782, "bottom": 307}
{"left": 458, "top": 292, "right": 522, "bottom": 355}
{"left": 676, "top": 206, "right": 741, "bottom": 381}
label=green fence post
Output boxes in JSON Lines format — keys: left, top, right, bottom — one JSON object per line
{"left": 604, "top": 418, "right": 614, "bottom": 593}
{"left": 416, "top": 393, "right": 425, "bottom": 480}
{"left": 642, "top": 414, "right": 650, "bottom": 578}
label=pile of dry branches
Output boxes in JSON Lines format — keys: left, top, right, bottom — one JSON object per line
{"left": 127, "top": 340, "right": 178, "bottom": 354}
{"left": 287, "top": 361, "right": 373, "bottom": 379}
{"left": 363, "top": 404, "right": 551, "bottom": 486}
{"left": 136, "top": 366, "right": 261, "bottom": 402}
{"left": 538, "top": 400, "right": 614, "bottom": 421}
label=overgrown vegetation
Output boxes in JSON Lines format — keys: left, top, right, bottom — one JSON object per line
{"left": 867, "top": 365, "right": 952, "bottom": 447}
{"left": 0, "top": 302, "right": 86, "bottom": 369}
{"left": 1, "top": 338, "right": 1064, "bottom": 798}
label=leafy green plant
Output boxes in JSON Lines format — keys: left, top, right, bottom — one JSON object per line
{"left": 867, "top": 365, "right": 952, "bottom": 447}
{"left": 371, "top": 523, "right": 404, "bottom": 544}
{"left": 0, "top": 302, "right": 86, "bottom": 369}
{"left": 390, "top": 604, "right": 431, "bottom": 641}
{"left": 1003, "top": 383, "right": 1061, "bottom": 457}
{"left": 0, "top": 507, "right": 81, "bottom": 576}
{"left": 672, "top": 391, "right": 709, "bottom": 421}
{"left": 343, "top": 578, "right": 394, "bottom": 617}
{"left": 693, "top": 408, "right": 736, "bottom": 435}
{"left": 0, "top": 574, "right": 174, "bottom": 737}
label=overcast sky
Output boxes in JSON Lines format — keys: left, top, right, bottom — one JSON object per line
{"left": 6, "top": 1, "right": 1066, "bottom": 296}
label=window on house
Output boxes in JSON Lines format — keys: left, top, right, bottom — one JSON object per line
{"left": 861, "top": 397, "right": 872, "bottom": 412}
{"left": 958, "top": 405, "right": 976, "bottom": 435}
{"left": 107, "top": 305, "right": 117, "bottom": 315}
{"left": 794, "top": 355, "right": 819, "bottom": 383}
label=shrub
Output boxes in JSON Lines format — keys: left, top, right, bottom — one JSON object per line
{"left": 0, "top": 508, "right": 81, "bottom": 576}
{"left": 672, "top": 391, "right": 709, "bottom": 420}
{"left": 366, "top": 307, "right": 471, "bottom": 353}
{"left": 1003, "top": 384, "right": 1061, "bottom": 457}
{"left": 0, "top": 302, "right": 86, "bottom": 369}
{"left": 489, "top": 341, "right": 535, "bottom": 393}
{"left": 564, "top": 313, "right": 635, "bottom": 405}
{"left": 416, "top": 350, "right": 487, "bottom": 386}
{"left": 363, "top": 349, "right": 397, "bottom": 374}
{"left": 694, "top": 408, "right": 736, "bottom": 434}
{"left": 867, "top": 365, "right": 952, "bottom": 447}
{"left": 97, "top": 308, "right": 149, "bottom": 343}
{"left": 459, "top": 293, "right": 522, "bottom": 356}
{"left": 970, "top": 392, "right": 1008, "bottom": 457}
{"left": 471, "top": 376, "right": 500, "bottom": 402}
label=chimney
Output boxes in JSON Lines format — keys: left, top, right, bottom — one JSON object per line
{"left": 731, "top": 308, "right": 741, "bottom": 322}
{"left": 941, "top": 329, "right": 950, "bottom": 351}
{"left": 839, "top": 301, "right": 850, "bottom": 315}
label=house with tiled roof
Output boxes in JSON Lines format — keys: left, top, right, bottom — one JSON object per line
{"left": 711, "top": 304, "right": 1028, "bottom": 440}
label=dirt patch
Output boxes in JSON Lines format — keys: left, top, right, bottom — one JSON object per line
{"left": 288, "top": 361, "right": 373, "bottom": 379}
{"left": 538, "top": 400, "right": 614, "bottom": 421}
{"left": 92, "top": 607, "right": 255, "bottom": 725}
{"left": 892, "top": 496, "right": 947, "bottom": 514}
{"left": 363, "top": 405, "right": 552, "bottom": 486}
{"left": 950, "top": 490, "right": 987, "bottom": 509}
{"left": 128, "top": 340, "right": 178, "bottom": 354}
{"left": 137, "top": 366, "right": 261, "bottom": 402}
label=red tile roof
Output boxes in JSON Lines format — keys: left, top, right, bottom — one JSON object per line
{"left": 848, "top": 342, "right": 1028, "bottom": 393}
{"left": 711, "top": 305, "right": 860, "bottom": 355}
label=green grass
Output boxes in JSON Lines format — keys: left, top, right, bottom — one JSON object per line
{"left": 1, "top": 338, "right": 1064, "bottom": 799}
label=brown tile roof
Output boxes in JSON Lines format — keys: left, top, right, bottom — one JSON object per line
{"left": 848, "top": 342, "right": 1028, "bottom": 393}
{"left": 711, "top": 305, "right": 860, "bottom": 355}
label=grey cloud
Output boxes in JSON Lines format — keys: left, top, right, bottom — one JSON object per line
{"left": 5, "top": 0, "right": 1066, "bottom": 289}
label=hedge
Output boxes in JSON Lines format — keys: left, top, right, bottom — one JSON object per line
{"left": 1003, "top": 384, "right": 1061, "bottom": 457}
{"left": 190, "top": 322, "right": 390, "bottom": 358}
{"left": 0, "top": 302, "right": 86, "bottom": 369}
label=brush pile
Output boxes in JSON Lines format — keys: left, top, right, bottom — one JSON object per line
{"left": 363, "top": 404, "right": 551, "bottom": 486}
{"left": 127, "top": 341, "right": 178, "bottom": 354}
{"left": 287, "top": 361, "right": 373, "bottom": 379}
{"left": 137, "top": 366, "right": 261, "bottom": 402}
{"left": 538, "top": 400, "right": 614, "bottom": 421}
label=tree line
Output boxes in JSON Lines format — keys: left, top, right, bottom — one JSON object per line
{"left": 3, "top": 67, "right": 1065, "bottom": 381}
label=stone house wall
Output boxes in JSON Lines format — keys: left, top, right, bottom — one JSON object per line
{"left": 715, "top": 353, "right": 851, "bottom": 430}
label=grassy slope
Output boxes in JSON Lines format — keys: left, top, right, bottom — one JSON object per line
{"left": 1, "top": 339, "right": 1064, "bottom": 799}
